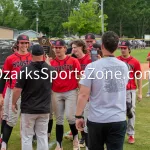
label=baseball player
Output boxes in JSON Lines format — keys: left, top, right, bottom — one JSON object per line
{"left": 71, "top": 39, "right": 91, "bottom": 150}
{"left": 12, "top": 44, "right": 55, "bottom": 150}
{"left": 65, "top": 34, "right": 97, "bottom": 147}
{"left": 51, "top": 39, "right": 81, "bottom": 150}
{"left": 0, "top": 35, "right": 32, "bottom": 150}
{"left": 118, "top": 40, "right": 142, "bottom": 144}
{"left": 146, "top": 52, "right": 150, "bottom": 97}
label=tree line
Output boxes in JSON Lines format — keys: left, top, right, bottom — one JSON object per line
{"left": 0, "top": 0, "right": 150, "bottom": 38}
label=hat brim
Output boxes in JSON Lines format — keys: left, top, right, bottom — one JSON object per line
{"left": 119, "top": 46, "right": 128, "bottom": 48}
{"left": 85, "top": 39, "right": 95, "bottom": 41}
{"left": 18, "top": 40, "right": 29, "bottom": 42}
{"left": 53, "top": 46, "right": 64, "bottom": 48}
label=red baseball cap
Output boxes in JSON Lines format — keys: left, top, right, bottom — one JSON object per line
{"left": 17, "top": 35, "right": 29, "bottom": 42}
{"left": 53, "top": 39, "right": 66, "bottom": 47}
{"left": 85, "top": 33, "right": 95, "bottom": 41}
{"left": 119, "top": 41, "right": 130, "bottom": 48}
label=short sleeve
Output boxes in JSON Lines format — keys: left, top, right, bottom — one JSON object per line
{"left": 134, "top": 60, "right": 141, "bottom": 76}
{"left": 15, "top": 67, "right": 26, "bottom": 89}
{"left": 2, "top": 57, "right": 12, "bottom": 72}
{"left": 49, "top": 66, "right": 56, "bottom": 78}
{"left": 73, "top": 58, "right": 81, "bottom": 75}
{"left": 79, "top": 63, "right": 92, "bottom": 88}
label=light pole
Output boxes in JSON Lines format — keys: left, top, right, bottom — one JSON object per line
{"left": 94, "top": 0, "right": 105, "bottom": 35}
{"left": 36, "top": 13, "right": 39, "bottom": 33}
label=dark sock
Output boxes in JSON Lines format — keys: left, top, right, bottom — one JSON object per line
{"left": 56, "top": 125, "right": 63, "bottom": 148}
{"left": 48, "top": 119, "right": 53, "bottom": 134}
{"left": 2, "top": 124, "right": 13, "bottom": 144}
{"left": 69, "top": 124, "right": 78, "bottom": 139}
{"left": 81, "top": 130, "right": 85, "bottom": 139}
{"left": 85, "top": 133, "right": 88, "bottom": 148}
{"left": 1, "top": 120, "right": 6, "bottom": 138}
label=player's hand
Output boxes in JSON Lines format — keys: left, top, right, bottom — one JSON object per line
{"left": 137, "top": 94, "right": 142, "bottom": 102}
{"left": 97, "top": 54, "right": 101, "bottom": 59}
{"left": 76, "top": 118, "right": 85, "bottom": 131}
{"left": 12, "top": 104, "right": 18, "bottom": 114}
{"left": 0, "top": 94, "right": 4, "bottom": 108}
{"left": 45, "top": 55, "right": 52, "bottom": 65}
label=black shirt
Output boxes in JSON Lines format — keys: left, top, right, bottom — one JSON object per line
{"left": 16, "top": 61, "right": 56, "bottom": 114}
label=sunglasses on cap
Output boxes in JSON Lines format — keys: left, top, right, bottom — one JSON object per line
{"left": 54, "top": 46, "right": 64, "bottom": 49}
{"left": 20, "top": 42, "right": 29, "bottom": 44}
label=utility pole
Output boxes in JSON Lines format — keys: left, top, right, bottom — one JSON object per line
{"left": 94, "top": 0, "right": 105, "bottom": 35}
{"left": 101, "top": 0, "right": 104, "bottom": 35}
{"left": 36, "top": 12, "right": 39, "bottom": 33}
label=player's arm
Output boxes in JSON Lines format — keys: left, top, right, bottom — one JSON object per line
{"left": 12, "top": 67, "right": 25, "bottom": 112}
{"left": 135, "top": 62, "right": 142, "bottom": 101}
{"left": 0, "top": 73, "right": 6, "bottom": 108}
{"left": 75, "top": 64, "right": 91, "bottom": 131}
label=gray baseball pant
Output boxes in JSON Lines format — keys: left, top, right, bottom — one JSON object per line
{"left": 3, "top": 87, "right": 21, "bottom": 127}
{"left": 147, "top": 69, "right": 150, "bottom": 96}
{"left": 53, "top": 89, "right": 77, "bottom": 125}
{"left": 126, "top": 90, "right": 136, "bottom": 136}
{"left": 21, "top": 113, "right": 49, "bottom": 150}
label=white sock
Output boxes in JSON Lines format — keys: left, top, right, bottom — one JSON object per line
{"left": 1, "top": 141, "right": 6, "bottom": 149}
{"left": 73, "top": 135, "right": 78, "bottom": 141}
{"left": 86, "top": 146, "right": 89, "bottom": 150}
{"left": 57, "top": 141, "right": 61, "bottom": 148}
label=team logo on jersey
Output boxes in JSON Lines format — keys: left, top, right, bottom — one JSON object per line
{"left": 13, "top": 60, "right": 31, "bottom": 68}
{"left": 54, "top": 64, "right": 73, "bottom": 71}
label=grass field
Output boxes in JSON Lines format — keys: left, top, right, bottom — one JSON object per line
{"left": 6, "top": 49, "right": 150, "bottom": 150}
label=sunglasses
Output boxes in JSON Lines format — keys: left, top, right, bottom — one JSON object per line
{"left": 20, "top": 42, "right": 29, "bottom": 44}
{"left": 54, "top": 46, "right": 64, "bottom": 49}
{"left": 86, "top": 41, "right": 93, "bottom": 43}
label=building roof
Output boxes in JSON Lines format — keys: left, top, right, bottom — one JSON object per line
{"left": 0, "top": 26, "right": 17, "bottom": 31}
{"left": 17, "top": 30, "right": 39, "bottom": 35}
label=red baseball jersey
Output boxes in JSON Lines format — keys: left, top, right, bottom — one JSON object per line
{"left": 147, "top": 52, "right": 150, "bottom": 68}
{"left": 2, "top": 52, "right": 32, "bottom": 89}
{"left": 117, "top": 56, "right": 141, "bottom": 90}
{"left": 51, "top": 56, "right": 81, "bottom": 92}
{"left": 77, "top": 54, "right": 91, "bottom": 71}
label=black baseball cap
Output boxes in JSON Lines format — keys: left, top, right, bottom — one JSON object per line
{"left": 119, "top": 41, "right": 130, "bottom": 49}
{"left": 17, "top": 35, "right": 29, "bottom": 42}
{"left": 53, "top": 39, "right": 66, "bottom": 47}
{"left": 31, "top": 44, "right": 44, "bottom": 56}
{"left": 85, "top": 33, "right": 95, "bottom": 41}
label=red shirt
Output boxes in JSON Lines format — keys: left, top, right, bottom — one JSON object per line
{"left": 78, "top": 54, "right": 91, "bottom": 71}
{"left": 2, "top": 52, "right": 32, "bottom": 89}
{"left": 147, "top": 52, "right": 150, "bottom": 68}
{"left": 117, "top": 56, "right": 141, "bottom": 90}
{"left": 51, "top": 56, "right": 81, "bottom": 92}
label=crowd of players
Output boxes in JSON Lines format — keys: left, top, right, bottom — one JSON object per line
{"left": 0, "top": 32, "right": 149, "bottom": 150}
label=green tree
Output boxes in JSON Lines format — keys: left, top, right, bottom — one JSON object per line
{"left": 63, "top": 0, "right": 107, "bottom": 36}
{"left": 103, "top": 0, "right": 150, "bottom": 38}
{"left": 19, "top": 0, "right": 38, "bottom": 30}
{"left": 0, "top": 0, "right": 27, "bottom": 29}
{"left": 37, "top": 0, "right": 80, "bottom": 37}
